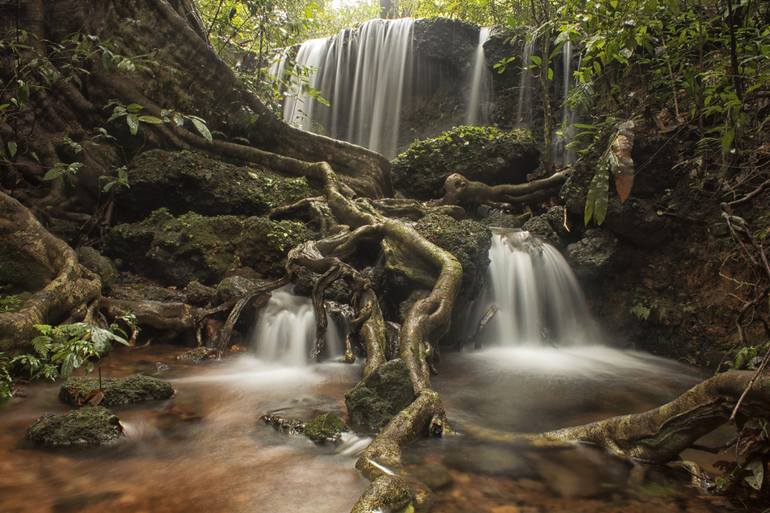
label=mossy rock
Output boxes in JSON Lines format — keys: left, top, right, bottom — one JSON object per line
{"left": 392, "top": 126, "right": 540, "bottom": 200}
{"left": 76, "top": 246, "right": 118, "bottom": 291}
{"left": 345, "top": 359, "right": 416, "bottom": 433}
{"left": 59, "top": 374, "right": 174, "bottom": 407}
{"left": 26, "top": 406, "right": 123, "bottom": 448}
{"left": 304, "top": 412, "right": 348, "bottom": 444}
{"left": 414, "top": 213, "right": 492, "bottom": 301}
{"left": 115, "top": 150, "right": 314, "bottom": 221}
{"left": 105, "top": 209, "right": 312, "bottom": 286}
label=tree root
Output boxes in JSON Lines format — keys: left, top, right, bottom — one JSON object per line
{"left": 439, "top": 169, "right": 570, "bottom": 208}
{"left": 0, "top": 191, "right": 101, "bottom": 349}
{"left": 464, "top": 370, "right": 770, "bottom": 464}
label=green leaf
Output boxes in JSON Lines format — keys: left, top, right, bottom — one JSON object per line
{"left": 7, "top": 141, "right": 17, "bottom": 158}
{"left": 138, "top": 115, "right": 163, "bottom": 125}
{"left": 126, "top": 103, "right": 144, "bottom": 113}
{"left": 547, "top": 67, "right": 554, "bottom": 81}
{"left": 60, "top": 353, "right": 78, "bottom": 378}
{"left": 42, "top": 166, "right": 64, "bottom": 181}
{"left": 530, "top": 55, "right": 542, "bottom": 66}
{"left": 190, "top": 117, "right": 212, "bottom": 142}
{"left": 126, "top": 114, "right": 139, "bottom": 135}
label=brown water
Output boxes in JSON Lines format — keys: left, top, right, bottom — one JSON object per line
{"left": 0, "top": 345, "right": 736, "bottom": 513}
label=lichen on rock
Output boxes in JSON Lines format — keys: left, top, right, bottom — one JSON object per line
{"left": 26, "top": 406, "right": 123, "bottom": 448}
{"left": 303, "top": 412, "right": 348, "bottom": 444}
{"left": 392, "top": 126, "right": 540, "bottom": 200}
{"left": 59, "top": 374, "right": 174, "bottom": 407}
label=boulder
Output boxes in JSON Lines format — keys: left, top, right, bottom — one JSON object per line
{"left": 76, "top": 246, "right": 118, "bottom": 291}
{"left": 603, "top": 198, "right": 672, "bottom": 248}
{"left": 26, "top": 406, "right": 123, "bottom": 448}
{"left": 414, "top": 213, "right": 492, "bottom": 302}
{"left": 566, "top": 229, "right": 618, "bottom": 281}
{"left": 392, "top": 126, "right": 540, "bottom": 200}
{"left": 114, "top": 150, "right": 314, "bottom": 221}
{"left": 214, "top": 275, "right": 256, "bottom": 304}
{"left": 59, "top": 374, "right": 174, "bottom": 407}
{"left": 522, "top": 206, "right": 569, "bottom": 247}
{"left": 414, "top": 17, "right": 478, "bottom": 66}
{"left": 345, "top": 359, "right": 416, "bottom": 433}
{"left": 176, "top": 347, "right": 218, "bottom": 364}
{"left": 182, "top": 280, "right": 216, "bottom": 306}
{"left": 105, "top": 209, "right": 312, "bottom": 286}
{"left": 303, "top": 412, "right": 348, "bottom": 444}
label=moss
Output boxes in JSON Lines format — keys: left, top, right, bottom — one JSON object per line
{"left": 106, "top": 209, "right": 312, "bottom": 286}
{"left": 59, "top": 374, "right": 174, "bottom": 407}
{"left": 115, "top": 150, "right": 315, "bottom": 222}
{"left": 0, "top": 293, "right": 29, "bottom": 313}
{"left": 345, "top": 359, "right": 416, "bottom": 433}
{"left": 414, "top": 213, "right": 492, "bottom": 301}
{"left": 392, "top": 126, "right": 539, "bottom": 200}
{"left": 26, "top": 406, "right": 123, "bottom": 448}
{"left": 304, "top": 412, "right": 348, "bottom": 444}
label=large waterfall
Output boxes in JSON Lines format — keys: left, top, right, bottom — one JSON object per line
{"left": 465, "top": 27, "right": 493, "bottom": 125}
{"left": 476, "top": 230, "right": 597, "bottom": 346}
{"left": 251, "top": 287, "right": 344, "bottom": 366}
{"left": 275, "top": 18, "right": 417, "bottom": 158}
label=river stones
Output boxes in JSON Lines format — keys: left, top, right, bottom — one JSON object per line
{"left": 345, "top": 359, "right": 416, "bottom": 433}
{"left": 26, "top": 406, "right": 123, "bottom": 448}
{"left": 303, "top": 412, "right": 348, "bottom": 444}
{"left": 59, "top": 374, "right": 174, "bottom": 407}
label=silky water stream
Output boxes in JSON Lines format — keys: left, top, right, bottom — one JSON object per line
{"left": 0, "top": 239, "right": 735, "bottom": 512}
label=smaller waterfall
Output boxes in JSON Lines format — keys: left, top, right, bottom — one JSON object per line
{"left": 479, "top": 230, "right": 596, "bottom": 346}
{"left": 554, "top": 40, "right": 577, "bottom": 164}
{"left": 515, "top": 39, "right": 535, "bottom": 127}
{"left": 465, "top": 27, "right": 493, "bottom": 125}
{"left": 252, "top": 287, "right": 344, "bottom": 366}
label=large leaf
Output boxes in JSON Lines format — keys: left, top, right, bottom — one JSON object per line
{"left": 744, "top": 459, "right": 765, "bottom": 490}
{"left": 609, "top": 121, "right": 636, "bottom": 203}
{"left": 190, "top": 117, "right": 212, "bottom": 142}
{"left": 126, "top": 114, "right": 139, "bottom": 135}
{"left": 584, "top": 162, "right": 610, "bottom": 226}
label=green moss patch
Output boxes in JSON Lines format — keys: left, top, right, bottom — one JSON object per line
{"left": 59, "top": 374, "right": 174, "bottom": 407}
{"left": 26, "top": 406, "right": 123, "bottom": 448}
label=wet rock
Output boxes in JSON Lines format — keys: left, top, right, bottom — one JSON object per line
{"left": 345, "top": 359, "right": 416, "bottom": 433}
{"left": 26, "top": 406, "right": 123, "bottom": 448}
{"left": 59, "top": 374, "right": 174, "bottom": 407}
{"left": 183, "top": 280, "right": 216, "bottom": 306}
{"left": 603, "top": 198, "right": 671, "bottom": 248}
{"left": 303, "top": 412, "right": 348, "bottom": 444}
{"left": 392, "top": 126, "right": 540, "bottom": 200}
{"left": 522, "top": 213, "right": 561, "bottom": 247}
{"left": 214, "top": 275, "right": 257, "bottom": 304}
{"left": 414, "top": 17, "right": 478, "bottom": 66}
{"left": 409, "top": 463, "right": 453, "bottom": 491}
{"left": 105, "top": 209, "right": 311, "bottom": 286}
{"left": 414, "top": 213, "right": 492, "bottom": 302}
{"left": 443, "top": 442, "right": 534, "bottom": 478}
{"left": 76, "top": 246, "right": 118, "bottom": 291}
{"left": 566, "top": 229, "right": 618, "bottom": 280}
{"left": 114, "top": 150, "right": 314, "bottom": 221}
{"left": 176, "top": 347, "right": 219, "bottom": 364}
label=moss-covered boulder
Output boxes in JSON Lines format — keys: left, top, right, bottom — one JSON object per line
{"left": 392, "top": 126, "right": 540, "bottom": 200}
{"left": 304, "top": 412, "right": 348, "bottom": 444}
{"left": 115, "top": 150, "right": 314, "bottom": 221}
{"left": 345, "top": 359, "right": 416, "bottom": 433}
{"left": 76, "top": 246, "right": 118, "bottom": 291}
{"left": 26, "top": 406, "right": 123, "bottom": 448}
{"left": 105, "top": 209, "right": 312, "bottom": 286}
{"left": 415, "top": 213, "right": 492, "bottom": 301}
{"left": 59, "top": 374, "right": 174, "bottom": 407}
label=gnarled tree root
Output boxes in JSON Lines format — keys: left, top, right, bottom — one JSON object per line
{"left": 465, "top": 370, "right": 770, "bottom": 464}
{"left": 0, "top": 191, "right": 101, "bottom": 349}
{"left": 439, "top": 169, "right": 570, "bottom": 208}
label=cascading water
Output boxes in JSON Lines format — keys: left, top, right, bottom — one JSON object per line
{"left": 476, "top": 230, "right": 596, "bottom": 346}
{"left": 515, "top": 39, "right": 535, "bottom": 127}
{"left": 273, "top": 18, "right": 416, "bottom": 158}
{"left": 465, "top": 27, "right": 493, "bottom": 125}
{"left": 251, "top": 287, "right": 344, "bottom": 366}
{"left": 554, "top": 40, "right": 577, "bottom": 165}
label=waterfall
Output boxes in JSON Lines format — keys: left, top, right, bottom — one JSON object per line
{"left": 274, "top": 19, "right": 416, "bottom": 159}
{"left": 478, "top": 230, "right": 596, "bottom": 346}
{"left": 554, "top": 40, "right": 577, "bottom": 164}
{"left": 251, "top": 287, "right": 344, "bottom": 366}
{"left": 465, "top": 27, "right": 493, "bottom": 125}
{"left": 515, "top": 39, "right": 534, "bottom": 127}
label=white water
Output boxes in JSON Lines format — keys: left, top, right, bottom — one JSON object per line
{"left": 554, "top": 40, "right": 577, "bottom": 165}
{"left": 251, "top": 287, "right": 344, "bottom": 366}
{"left": 478, "top": 230, "right": 597, "bottom": 346}
{"left": 515, "top": 38, "right": 535, "bottom": 127}
{"left": 275, "top": 18, "right": 416, "bottom": 158}
{"left": 465, "top": 27, "right": 493, "bottom": 125}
